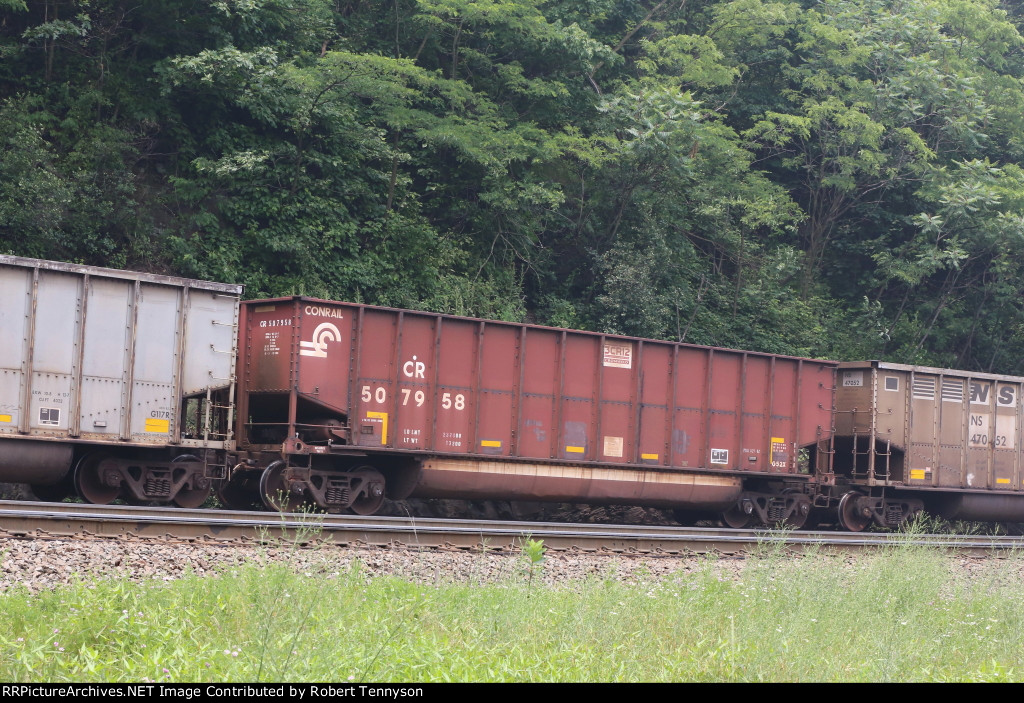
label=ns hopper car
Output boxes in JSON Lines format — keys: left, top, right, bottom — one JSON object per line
{"left": 829, "top": 362, "right": 1024, "bottom": 530}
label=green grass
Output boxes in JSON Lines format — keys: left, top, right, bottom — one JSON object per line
{"left": 2, "top": 540, "right": 1024, "bottom": 682}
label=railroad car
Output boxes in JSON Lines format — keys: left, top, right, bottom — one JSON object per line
{"left": 9, "top": 255, "right": 1024, "bottom": 531}
{"left": 829, "top": 361, "right": 1024, "bottom": 530}
{"left": 218, "top": 297, "right": 837, "bottom": 528}
{"left": 0, "top": 255, "right": 240, "bottom": 507}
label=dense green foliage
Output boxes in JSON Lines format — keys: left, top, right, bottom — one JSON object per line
{"left": 5, "top": 0, "right": 1024, "bottom": 369}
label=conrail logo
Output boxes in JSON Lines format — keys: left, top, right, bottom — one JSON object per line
{"left": 299, "top": 322, "right": 342, "bottom": 358}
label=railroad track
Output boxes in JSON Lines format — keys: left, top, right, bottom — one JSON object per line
{"left": 0, "top": 500, "right": 1020, "bottom": 556}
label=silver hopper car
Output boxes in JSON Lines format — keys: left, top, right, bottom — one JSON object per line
{"left": 0, "top": 256, "right": 240, "bottom": 506}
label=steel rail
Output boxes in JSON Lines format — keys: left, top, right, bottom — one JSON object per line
{"left": 0, "top": 501, "right": 1020, "bottom": 555}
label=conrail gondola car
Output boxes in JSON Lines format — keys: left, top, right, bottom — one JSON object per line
{"left": 221, "top": 296, "right": 835, "bottom": 528}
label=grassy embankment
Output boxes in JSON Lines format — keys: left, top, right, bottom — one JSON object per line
{"left": 1, "top": 532, "right": 1022, "bottom": 682}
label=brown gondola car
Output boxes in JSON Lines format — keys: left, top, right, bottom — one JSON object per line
{"left": 832, "top": 361, "right": 1024, "bottom": 529}
{"left": 220, "top": 297, "right": 837, "bottom": 527}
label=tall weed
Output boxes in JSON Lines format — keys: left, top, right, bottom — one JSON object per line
{"left": 2, "top": 544, "right": 1024, "bottom": 681}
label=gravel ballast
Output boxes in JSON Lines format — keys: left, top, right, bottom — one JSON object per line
{"left": 0, "top": 536, "right": 744, "bottom": 593}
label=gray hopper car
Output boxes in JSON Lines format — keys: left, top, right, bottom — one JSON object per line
{"left": 0, "top": 255, "right": 240, "bottom": 507}
{"left": 833, "top": 361, "right": 1024, "bottom": 528}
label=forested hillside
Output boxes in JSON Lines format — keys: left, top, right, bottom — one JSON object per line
{"left": 4, "top": 0, "right": 1024, "bottom": 371}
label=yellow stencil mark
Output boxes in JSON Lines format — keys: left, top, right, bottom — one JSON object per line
{"left": 144, "top": 418, "right": 170, "bottom": 433}
{"left": 997, "top": 478, "right": 1011, "bottom": 484}
{"left": 367, "top": 411, "right": 389, "bottom": 445}
{"left": 0, "top": 414, "right": 11, "bottom": 423}
{"left": 771, "top": 437, "right": 784, "bottom": 444}
{"left": 910, "top": 469, "right": 926, "bottom": 480}
{"left": 481, "top": 440, "right": 502, "bottom": 448}
{"left": 641, "top": 453, "right": 659, "bottom": 461}
{"left": 565, "top": 446, "right": 585, "bottom": 454}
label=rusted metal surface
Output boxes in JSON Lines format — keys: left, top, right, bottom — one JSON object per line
{"left": 413, "top": 458, "right": 742, "bottom": 509}
{"left": 0, "top": 501, "right": 1018, "bottom": 555}
{"left": 239, "top": 298, "right": 837, "bottom": 511}
{"left": 0, "top": 256, "right": 241, "bottom": 486}
{"left": 835, "top": 361, "right": 1024, "bottom": 520}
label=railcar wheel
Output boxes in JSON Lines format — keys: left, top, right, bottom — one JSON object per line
{"left": 721, "top": 502, "right": 754, "bottom": 529}
{"left": 74, "top": 454, "right": 120, "bottom": 505}
{"left": 259, "top": 461, "right": 305, "bottom": 513}
{"left": 783, "top": 507, "right": 809, "bottom": 529}
{"left": 349, "top": 468, "right": 386, "bottom": 515}
{"left": 171, "top": 455, "right": 211, "bottom": 508}
{"left": 174, "top": 485, "right": 212, "bottom": 509}
{"left": 837, "top": 491, "right": 872, "bottom": 532}
{"left": 782, "top": 491, "right": 811, "bottom": 529}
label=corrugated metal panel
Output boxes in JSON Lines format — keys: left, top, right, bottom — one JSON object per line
{"left": 836, "top": 360, "right": 1024, "bottom": 493}
{"left": 0, "top": 256, "right": 240, "bottom": 448}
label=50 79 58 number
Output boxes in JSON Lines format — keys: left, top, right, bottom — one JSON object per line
{"left": 361, "top": 385, "right": 465, "bottom": 410}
